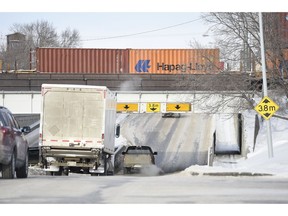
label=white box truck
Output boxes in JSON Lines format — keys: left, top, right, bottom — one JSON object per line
{"left": 39, "top": 84, "right": 120, "bottom": 176}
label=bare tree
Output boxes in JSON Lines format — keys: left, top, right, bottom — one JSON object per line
{"left": 11, "top": 20, "right": 59, "bottom": 48}
{"left": 60, "top": 28, "right": 80, "bottom": 48}
{"left": 200, "top": 13, "right": 288, "bottom": 88}
{"left": 178, "top": 12, "right": 288, "bottom": 116}
{"left": 198, "top": 13, "right": 260, "bottom": 72}
{"left": 0, "top": 20, "right": 81, "bottom": 71}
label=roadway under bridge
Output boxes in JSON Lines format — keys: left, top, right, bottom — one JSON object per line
{"left": 118, "top": 112, "right": 244, "bottom": 173}
{"left": 0, "top": 89, "right": 252, "bottom": 173}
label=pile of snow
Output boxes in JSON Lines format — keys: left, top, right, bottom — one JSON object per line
{"left": 181, "top": 110, "right": 288, "bottom": 177}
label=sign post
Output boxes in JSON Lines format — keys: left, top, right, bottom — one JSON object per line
{"left": 258, "top": 12, "right": 275, "bottom": 158}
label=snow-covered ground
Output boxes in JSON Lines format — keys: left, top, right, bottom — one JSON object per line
{"left": 179, "top": 110, "right": 288, "bottom": 177}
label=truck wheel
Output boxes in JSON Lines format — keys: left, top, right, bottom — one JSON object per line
{"left": 107, "top": 171, "right": 114, "bottom": 175}
{"left": 50, "top": 171, "right": 61, "bottom": 176}
{"left": 16, "top": 151, "right": 29, "bottom": 178}
{"left": 103, "top": 155, "right": 108, "bottom": 176}
{"left": 83, "top": 168, "right": 89, "bottom": 174}
{"left": 107, "top": 159, "right": 114, "bottom": 175}
{"left": 53, "top": 167, "right": 63, "bottom": 176}
{"left": 2, "top": 151, "right": 16, "bottom": 179}
{"left": 63, "top": 168, "right": 69, "bottom": 176}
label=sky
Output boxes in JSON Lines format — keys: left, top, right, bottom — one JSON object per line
{"left": 0, "top": 12, "right": 213, "bottom": 49}
{"left": 1, "top": 1, "right": 288, "bottom": 49}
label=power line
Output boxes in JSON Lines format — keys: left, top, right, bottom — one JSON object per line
{"left": 81, "top": 18, "right": 202, "bottom": 41}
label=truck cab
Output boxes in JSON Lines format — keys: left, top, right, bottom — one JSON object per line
{"left": 121, "top": 145, "right": 157, "bottom": 174}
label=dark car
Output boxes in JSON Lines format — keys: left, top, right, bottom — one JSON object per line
{"left": 0, "top": 106, "right": 31, "bottom": 179}
{"left": 122, "top": 145, "right": 157, "bottom": 174}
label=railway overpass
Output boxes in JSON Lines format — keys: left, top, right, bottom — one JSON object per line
{"left": 0, "top": 74, "right": 254, "bottom": 172}
{"left": 0, "top": 90, "right": 248, "bottom": 115}
{"left": 0, "top": 72, "right": 253, "bottom": 91}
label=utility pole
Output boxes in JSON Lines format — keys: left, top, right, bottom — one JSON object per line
{"left": 259, "top": 12, "right": 274, "bottom": 158}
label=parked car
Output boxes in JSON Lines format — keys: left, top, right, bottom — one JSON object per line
{"left": 122, "top": 145, "right": 157, "bottom": 174}
{"left": 0, "top": 106, "right": 31, "bottom": 179}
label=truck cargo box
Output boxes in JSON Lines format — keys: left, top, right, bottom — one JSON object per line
{"left": 39, "top": 84, "right": 118, "bottom": 175}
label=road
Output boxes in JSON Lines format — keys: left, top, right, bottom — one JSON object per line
{"left": 120, "top": 113, "right": 215, "bottom": 173}
{"left": 1, "top": 172, "right": 288, "bottom": 204}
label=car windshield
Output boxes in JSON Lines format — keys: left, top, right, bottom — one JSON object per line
{"left": 126, "top": 148, "right": 152, "bottom": 154}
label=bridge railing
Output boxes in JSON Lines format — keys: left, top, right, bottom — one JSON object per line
{"left": 0, "top": 90, "right": 249, "bottom": 114}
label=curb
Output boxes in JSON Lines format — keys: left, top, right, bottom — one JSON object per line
{"left": 190, "top": 172, "right": 273, "bottom": 176}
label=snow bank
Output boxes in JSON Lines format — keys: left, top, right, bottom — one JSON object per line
{"left": 181, "top": 110, "right": 288, "bottom": 177}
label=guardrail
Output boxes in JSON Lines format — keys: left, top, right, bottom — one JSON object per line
{"left": 0, "top": 90, "right": 249, "bottom": 115}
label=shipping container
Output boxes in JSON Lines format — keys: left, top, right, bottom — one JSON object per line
{"left": 36, "top": 48, "right": 222, "bottom": 74}
{"left": 129, "top": 49, "right": 221, "bottom": 74}
{"left": 36, "top": 48, "right": 129, "bottom": 74}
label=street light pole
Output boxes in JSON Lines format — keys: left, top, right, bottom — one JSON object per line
{"left": 259, "top": 12, "right": 274, "bottom": 158}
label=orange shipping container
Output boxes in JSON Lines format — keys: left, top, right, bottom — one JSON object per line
{"left": 129, "top": 49, "right": 221, "bottom": 74}
{"left": 36, "top": 48, "right": 129, "bottom": 74}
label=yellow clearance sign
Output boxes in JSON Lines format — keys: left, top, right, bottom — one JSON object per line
{"left": 254, "top": 96, "right": 279, "bottom": 120}
{"left": 146, "top": 103, "right": 161, "bottom": 112}
{"left": 117, "top": 103, "right": 138, "bottom": 112}
{"left": 166, "top": 103, "right": 191, "bottom": 112}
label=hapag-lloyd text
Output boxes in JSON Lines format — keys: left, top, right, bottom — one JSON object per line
{"left": 157, "top": 62, "right": 214, "bottom": 72}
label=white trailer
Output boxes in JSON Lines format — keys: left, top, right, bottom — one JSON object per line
{"left": 39, "top": 84, "right": 120, "bottom": 176}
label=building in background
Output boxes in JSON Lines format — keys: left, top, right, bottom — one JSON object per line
{"left": 277, "top": 12, "right": 288, "bottom": 48}
{"left": 3, "top": 32, "right": 28, "bottom": 72}
{"left": 7, "top": 32, "right": 26, "bottom": 52}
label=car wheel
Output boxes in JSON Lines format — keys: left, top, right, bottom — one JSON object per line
{"left": 2, "top": 151, "right": 16, "bottom": 179}
{"left": 16, "top": 151, "right": 29, "bottom": 178}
